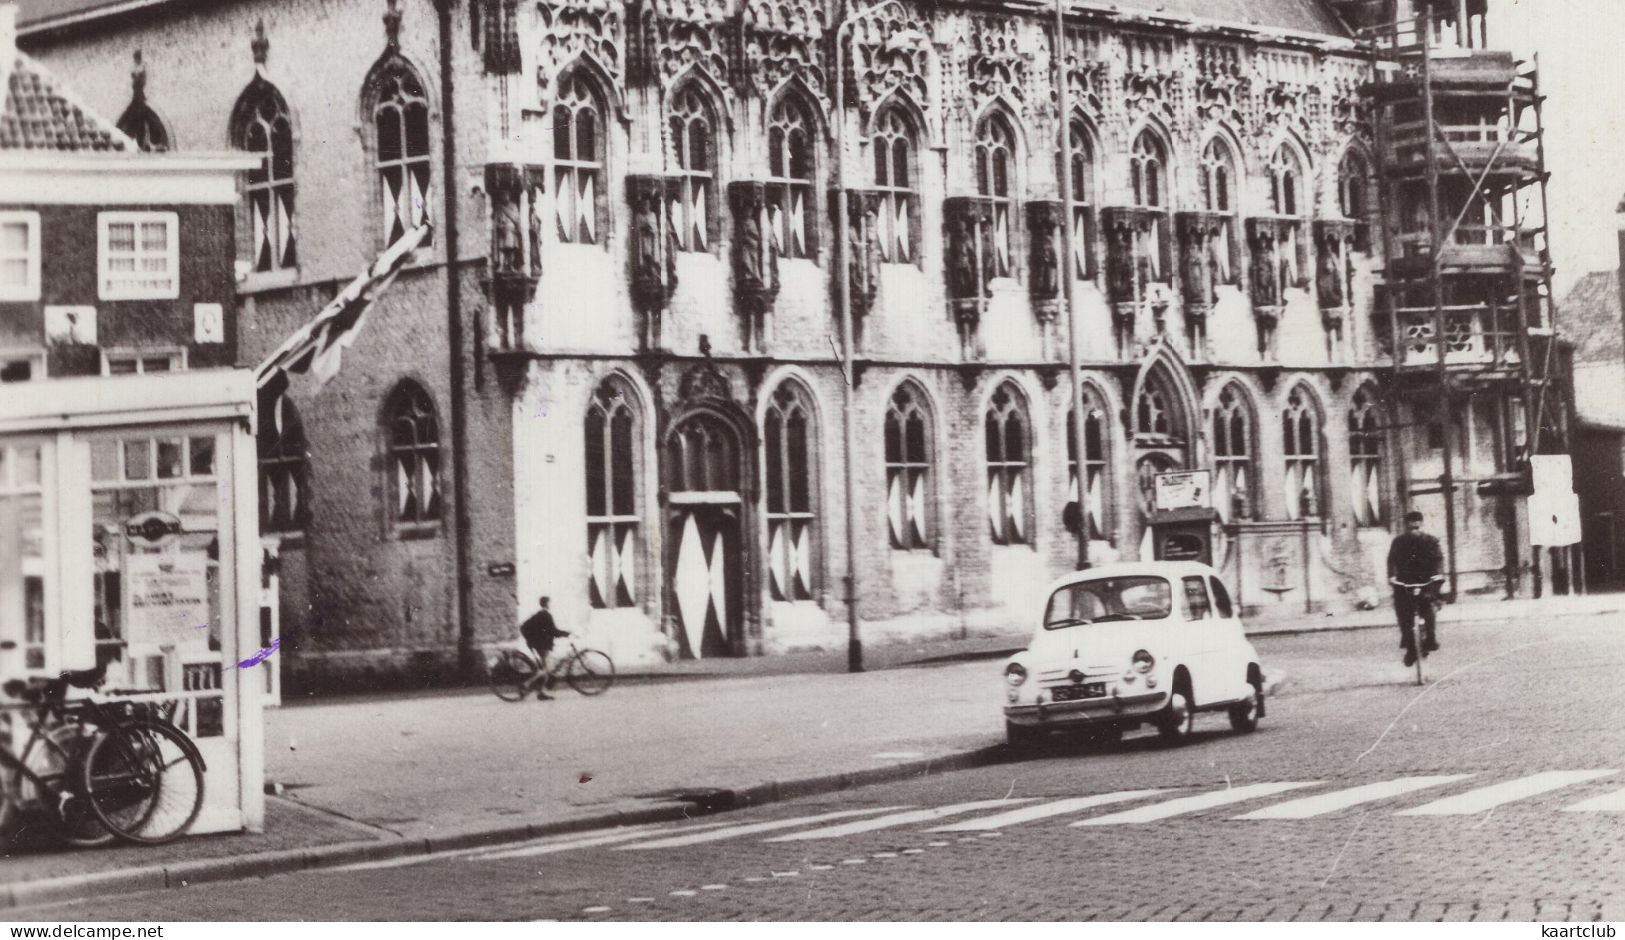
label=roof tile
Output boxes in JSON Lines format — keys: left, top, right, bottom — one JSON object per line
{"left": 1, "top": 52, "right": 132, "bottom": 152}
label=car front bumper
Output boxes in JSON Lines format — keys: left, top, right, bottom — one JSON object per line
{"left": 1004, "top": 689, "right": 1168, "bottom": 728}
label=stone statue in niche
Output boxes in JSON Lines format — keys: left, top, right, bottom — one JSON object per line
{"left": 1105, "top": 220, "right": 1135, "bottom": 304}
{"left": 1182, "top": 230, "right": 1211, "bottom": 307}
{"left": 527, "top": 179, "right": 544, "bottom": 277}
{"left": 739, "top": 210, "right": 764, "bottom": 288}
{"left": 633, "top": 194, "right": 661, "bottom": 285}
{"left": 848, "top": 199, "right": 880, "bottom": 320}
{"left": 947, "top": 217, "right": 979, "bottom": 300}
{"left": 492, "top": 189, "right": 523, "bottom": 275}
{"left": 1317, "top": 239, "right": 1345, "bottom": 309}
{"left": 1032, "top": 225, "right": 1058, "bottom": 299}
{"left": 1252, "top": 231, "right": 1281, "bottom": 308}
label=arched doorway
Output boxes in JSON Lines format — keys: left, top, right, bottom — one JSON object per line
{"left": 664, "top": 407, "right": 750, "bottom": 658}
{"left": 1127, "top": 344, "right": 1200, "bottom": 557}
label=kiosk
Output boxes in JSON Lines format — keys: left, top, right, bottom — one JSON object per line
{"left": 0, "top": 370, "right": 264, "bottom": 834}
{"left": 1149, "top": 470, "right": 1220, "bottom": 566}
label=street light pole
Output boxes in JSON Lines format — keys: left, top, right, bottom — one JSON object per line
{"left": 834, "top": 1, "right": 862, "bottom": 673}
{"left": 1055, "top": 0, "right": 1090, "bottom": 570}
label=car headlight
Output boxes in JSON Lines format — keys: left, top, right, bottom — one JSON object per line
{"left": 1132, "top": 650, "right": 1155, "bottom": 674}
{"left": 1005, "top": 663, "right": 1028, "bottom": 687}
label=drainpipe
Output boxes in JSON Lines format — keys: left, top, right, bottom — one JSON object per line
{"left": 436, "top": 0, "right": 476, "bottom": 679}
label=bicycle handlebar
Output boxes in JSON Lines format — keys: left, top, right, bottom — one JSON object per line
{"left": 1389, "top": 576, "right": 1445, "bottom": 588}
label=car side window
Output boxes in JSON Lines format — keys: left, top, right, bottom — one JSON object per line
{"left": 1183, "top": 576, "right": 1212, "bottom": 621}
{"left": 1210, "top": 576, "right": 1235, "bottom": 619}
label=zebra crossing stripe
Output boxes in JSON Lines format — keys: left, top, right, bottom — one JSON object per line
{"left": 1562, "top": 785, "right": 1625, "bottom": 812}
{"left": 927, "top": 790, "right": 1170, "bottom": 831}
{"left": 1072, "top": 782, "right": 1320, "bottom": 826}
{"left": 1397, "top": 770, "right": 1617, "bottom": 816}
{"left": 1234, "top": 775, "right": 1475, "bottom": 820}
{"left": 764, "top": 799, "right": 1037, "bottom": 842}
{"left": 615, "top": 807, "right": 915, "bottom": 850}
{"left": 475, "top": 822, "right": 730, "bottom": 861}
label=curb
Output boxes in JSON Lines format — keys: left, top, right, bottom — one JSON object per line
{"left": 2, "top": 745, "right": 1007, "bottom": 913}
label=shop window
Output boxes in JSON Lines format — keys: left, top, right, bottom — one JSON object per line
{"left": 0, "top": 211, "right": 41, "bottom": 301}
{"left": 383, "top": 381, "right": 441, "bottom": 530}
{"left": 1349, "top": 384, "right": 1386, "bottom": 526}
{"left": 885, "top": 381, "right": 933, "bottom": 550}
{"left": 985, "top": 382, "right": 1032, "bottom": 546}
{"left": 259, "top": 393, "right": 310, "bottom": 536}
{"left": 668, "top": 83, "right": 718, "bottom": 252}
{"left": 231, "top": 78, "right": 298, "bottom": 273}
{"left": 1282, "top": 385, "right": 1322, "bottom": 520}
{"left": 1212, "top": 384, "right": 1255, "bottom": 522}
{"left": 871, "top": 106, "right": 919, "bottom": 264}
{"left": 368, "top": 59, "right": 433, "bottom": 247}
{"left": 0, "top": 443, "right": 45, "bottom": 673}
{"left": 763, "top": 380, "right": 818, "bottom": 601}
{"left": 975, "top": 113, "right": 1020, "bottom": 279}
{"left": 584, "top": 378, "right": 640, "bottom": 609}
{"left": 552, "top": 69, "right": 606, "bottom": 245}
{"left": 766, "top": 93, "right": 817, "bottom": 260}
{"left": 98, "top": 212, "right": 179, "bottom": 300}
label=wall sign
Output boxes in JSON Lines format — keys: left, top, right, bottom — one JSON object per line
{"left": 44, "top": 306, "right": 97, "bottom": 345}
{"left": 194, "top": 303, "right": 225, "bottom": 343}
{"left": 124, "top": 510, "right": 183, "bottom": 548}
{"left": 1154, "top": 470, "right": 1212, "bottom": 512}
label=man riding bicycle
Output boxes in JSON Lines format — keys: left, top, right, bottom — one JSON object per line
{"left": 1387, "top": 510, "right": 1443, "bottom": 668}
{"left": 519, "top": 596, "right": 569, "bottom": 701}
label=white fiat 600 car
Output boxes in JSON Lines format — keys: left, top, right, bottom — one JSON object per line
{"left": 1002, "top": 561, "right": 1265, "bottom": 749}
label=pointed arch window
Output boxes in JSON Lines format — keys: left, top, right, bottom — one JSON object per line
{"left": 871, "top": 106, "right": 918, "bottom": 264}
{"left": 1212, "top": 384, "right": 1254, "bottom": 523}
{"left": 259, "top": 392, "right": 309, "bottom": 535}
{"left": 1349, "top": 385, "right": 1386, "bottom": 527}
{"left": 1066, "top": 119, "right": 1097, "bottom": 279}
{"left": 117, "top": 102, "right": 169, "bottom": 153}
{"left": 764, "top": 382, "right": 817, "bottom": 601}
{"left": 1121, "top": 129, "right": 1172, "bottom": 289}
{"left": 1130, "top": 130, "right": 1167, "bottom": 209}
{"left": 1270, "top": 145, "right": 1305, "bottom": 217}
{"left": 1282, "top": 386, "right": 1322, "bottom": 520}
{"left": 369, "top": 60, "right": 433, "bottom": 247}
{"left": 885, "top": 383, "right": 932, "bottom": 550}
{"left": 1067, "top": 399, "right": 1109, "bottom": 541}
{"left": 669, "top": 84, "right": 717, "bottom": 252}
{"left": 767, "top": 95, "right": 817, "bottom": 260}
{"left": 232, "top": 79, "right": 297, "bottom": 273}
{"left": 552, "top": 70, "right": 606, "bottom": 245}
{"left": 1136, "top": 384, "right": 1174, "bottom": 439}
{"left": 384, "top": 381, "right": 441, "bottom": 529}
{"left": 585, "top": 380, "right": 640, "bottom": 609}
{"left": 1198, "top": 136, "right": 1240, "bottom": 286}
{"left": 975, "top": 114, "right": 1019, "bottom": 278}
{"left": 985, "top": 383, "right": 1032, "bottom": 546}
{"left": 1338, "top": 149, "right": 1371, "bottom": 222}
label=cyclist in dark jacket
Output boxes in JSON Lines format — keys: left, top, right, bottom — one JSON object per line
{"left": 519, "top": 596, "right": 569, "bottom": 700}
{"left": 1388, "top": 511, "right": 1443, "bottom": 667}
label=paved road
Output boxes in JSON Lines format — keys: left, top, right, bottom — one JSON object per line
{"left": 16, "top": 611, "right": 1625, "bottom": 921}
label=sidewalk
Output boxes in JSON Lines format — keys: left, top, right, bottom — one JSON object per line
{"left": 3, "top": 589, "right": 1621, "bottom": 911}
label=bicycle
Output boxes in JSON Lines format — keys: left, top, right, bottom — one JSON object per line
{"left": 1390, "top": 575, "right": 1444, "bottom": 686}
{"left": 0, "top": 654, "right": 207, "bottom": 847}
{"left": 488, "top": 638, "right": 614, "bottom": 701}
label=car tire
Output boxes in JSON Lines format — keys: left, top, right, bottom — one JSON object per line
{"left": 1157, "top": 684, "right": 1196, "bottom": 745}
{"left": 1229, "top": 679, "right": 1263, "bottom": 734}
{"left": 1006, "top": 720, "right": 1041, "bottom": 753}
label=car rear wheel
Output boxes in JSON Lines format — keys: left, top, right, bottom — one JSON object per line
{"left": 1157, "top": 685, "right": 1196, "bottom": 745}
{"left": 1229, "top": 679, "right": 1263, "bottom": 734}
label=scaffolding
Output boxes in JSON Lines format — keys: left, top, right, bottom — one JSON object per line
{"left": 1359, "top": 0, "right": 1563, "bottom": 598}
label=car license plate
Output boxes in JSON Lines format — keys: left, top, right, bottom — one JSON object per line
{"left": 1051, "top": 682, "right": 1106, "bottom": 702}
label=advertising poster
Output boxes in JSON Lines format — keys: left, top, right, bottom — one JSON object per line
{"left": 125, "top": 552, "right": 211, "bottom": 648}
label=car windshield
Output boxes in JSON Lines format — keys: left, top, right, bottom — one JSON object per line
{"left": 1043, "top": 576, "right": 1173, "bottom": 629}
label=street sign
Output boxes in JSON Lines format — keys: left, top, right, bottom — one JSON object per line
{"left": 1154, "top": 470, "right": 1212, "bottom": 511}
{"left": 124, "top": 510, "right": 183, "bottom": 548}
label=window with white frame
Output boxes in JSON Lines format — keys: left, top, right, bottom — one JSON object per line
{"left": 668, "top": 84, "right": 717, "bottom": 253}
{"left": 103, "top": 349, "right": 184, "bottom": 375}
{"left": 0, "top": 353, "right": 44, "bottom": 383}
{"left": 872, "top": 106, "right": 918, "bottom": 264}
{"left": 1212, "top": 384, "right": 1255, "bottom": 522}
{"left": 0, "top": 212, "right": 41, "bottom": 301}
{"left": 1282, "top": 386, "right": 1322, "bottom": 520}
{"left": 1349, "top": 385, "right": 1385, "bottom": 526}
{"left": 985, "top": 382, "right": 1032, "bottom": 546}
{"left": 98, "top": 212, "right": 179, "bottom": 300}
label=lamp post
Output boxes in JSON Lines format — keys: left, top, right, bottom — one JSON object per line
{"left": 1054, "top": 0, "right": 1090, "bottom": 571}
{"left": 833, "top": 2, "right": 926, "bottom": 672}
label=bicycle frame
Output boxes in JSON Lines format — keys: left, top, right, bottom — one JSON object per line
{"left": 1390, "top": 576, "right": 1444, "bottom": 686}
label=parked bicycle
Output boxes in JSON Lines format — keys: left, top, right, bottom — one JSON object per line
{"left": 0, "top": 651, "right": 207, "bottom": 848}
{"left": 488, "top": 639, "right": 614, "bottom": 701}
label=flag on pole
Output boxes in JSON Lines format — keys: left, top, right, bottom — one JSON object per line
{"left": 255, "top": 221, "right": 433, "bottom": 395}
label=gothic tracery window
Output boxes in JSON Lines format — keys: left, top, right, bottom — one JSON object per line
{"left": 1282, "top": 386, "right": 1322, "bottom": 520}
{"left": 985, "top": 383, "right": 1031, "bottom": 546}
{"left": 1349, "top": 385, "right": 1385, "bottom": 527}
{"left": 1199, "top": 137, "right": 1235, "bottom": 214}
{"left": 1067, "top": 119, "right": 1096, "bottom": 279}
{"left": 232, "top": 79, "right": 297, "bottom": 272}
{"left": 552, "top": 70, "right": 606, "bottom": 245}
{"left": 871, "top": 106, "right": 918, "bottom": 264}
{"left": 1212, "top": 384, "right": 1255, "bottom": 523}
{"left": 1270, "top": 144, "right": 1305, "bottom": 217}
{"left": 767, "top": 94, "right": 816, "bottom": 260}
{"left": 975, "top": 113, "right": 1019, "bottom": 279}
{"left": 369, "top": 60, "right": 433, "bottom": 246}
{"left": 885, "top": 382, "right": 932, "bottom": 550}
{"left": 1130, "top": 130, "right": 1167, "bottom": 209}
{"left": 259, "top": 393, "right": 309, "bottom": 535}
{"left": 1338, "top": 149, "right": 1371, "bottom": 222}
{"left": 1067, "top": 399, "right": 1110, "bottom": 541}
{"left": 585, "top": 379, "right": 639, "bottom": 609}
{"left": 384, "top": 381, "right": 441, "bottom": 529}
{"left": 668, "top": 84, "right": 717, "bottom": 252}
{"left": 763, "top": 381, "right": 817, "bottom": 601}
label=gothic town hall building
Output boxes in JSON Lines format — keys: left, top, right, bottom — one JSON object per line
{"left": 15, "top": 0, "right": 1571, "bottom": 688}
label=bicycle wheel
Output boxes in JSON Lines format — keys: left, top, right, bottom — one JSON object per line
{"left": 81, "top": 720, "right": 205, "bottom": 846}
{"left": 565, "top": 649, "right": 615, "bottom": 696}
{"left": 489, "top": 649, "right": 538, "bottom": 702}
{"left": 45, "top": 725, "right": 115, "bottom": 848}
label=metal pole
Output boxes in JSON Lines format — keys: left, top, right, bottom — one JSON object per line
{"left": 1421, "top": 11, "right": 1461, "bottom": 600}
{"left": 834, "top": 5, "right": 862, "bottom": 673}
{"left": 1054, "top": 0, "right": 1089, "bottom": 570}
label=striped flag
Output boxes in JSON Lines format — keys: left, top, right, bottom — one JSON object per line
{"left": 255, "top": 222, "right": 433, "bottom": 394}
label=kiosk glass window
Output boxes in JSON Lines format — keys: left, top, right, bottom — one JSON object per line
{"left": 0, "top": 442, "right": 45, "bottom": 673}
{"left": 89, "top": 433, "right": 225, "bottom": 738}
